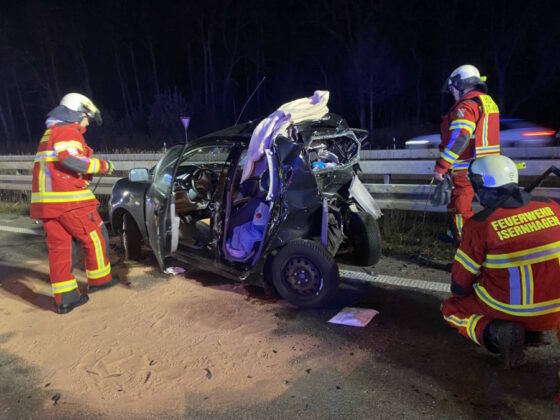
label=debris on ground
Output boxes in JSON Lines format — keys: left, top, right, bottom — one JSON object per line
{"left": 328, "top": 307, "right": 379, "bottom": 327}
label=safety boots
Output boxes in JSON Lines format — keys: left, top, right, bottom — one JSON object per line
{"left": 58, "top": 294, "right": 89, "bottom": 314}
{"left": 484, "top": 320, "right": 527, "bottom": 369}
{"left": 88, "top": 276, "right": 120, "bottom": 292}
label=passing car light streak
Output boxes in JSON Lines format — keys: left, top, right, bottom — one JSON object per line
{"left": 0, "top": 225, "right": 44, "bottom": 235}
{"left": 521, "top": 130, "right": 556, "bottom": 137}
{"left": 340, "top": 269, "right": 450, "bottom": 293}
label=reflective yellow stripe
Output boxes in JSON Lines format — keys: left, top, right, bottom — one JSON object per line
{"left": 34, "top": 150, "right": 58, "bottom": 163}
{"left": 444, "top": 314, "right": 467, "bottom": 328}
{"left": 444, "top": 314, "right": 482, "bottom": 345}
{"left": 87, "top": 158, "right": 99, "bottom": 174}
{"left": 475, "top": 146, "right": 500, "bottom": 157}
{"left": 52, "top": 279, "right": 78, "bottom": 294}
{"left": 38, "top": 160, "right": 46, "bottom": 192}
{"left": 520, "top": 265, "right": 534, "bottom": 305}
{"left": 40, "top": 129, "right": 52, "bottom": 143}
{"left": 86, "top": 230, "right": 111, "bottom": 279}
{"left": 31, "top": 190, "right": 95, "bottom": 203}
{"left": 455, "top": 214, "right": 464, "bottom": 240}
{"left": 441, "top": 148, "right": 459, "bottom": 164}
{"left": 474, "top": 284, "right": 560, "bottom": 316}
{"left": 449, "top": 119, "right": 476, "bottom": 134}
{"left": 455, "top": 248, "right": 480, "bottom": 274}
{"left": 87, "top": 263, "right": 111, "bottom": 279}
{"left": 53, "top": 140, "right": 84, "bottom": 153}
{"left": 91, "top": 230, "right": 103, "bottom": 271}
{"left": 466, "top": 314, "right": 483, "bottom": 345}
{"left": 483, "top": 241, "right": 560, "bottom": 268}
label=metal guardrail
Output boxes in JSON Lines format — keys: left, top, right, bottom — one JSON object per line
{"left": 1, "top": 148, "right": 559, "bottom": 212}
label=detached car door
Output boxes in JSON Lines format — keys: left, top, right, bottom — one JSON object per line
{"left": 145, "top": 145, "right": 186, "bottom": 270}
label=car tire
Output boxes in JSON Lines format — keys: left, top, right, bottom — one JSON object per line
{"left": 121, "top": 212, "right": 142, "bottom": 260}
{"left": 271, "top": 239, "right": 339, "bottom": 308}
{"left": 347, "top": 211, "right": 381, "bottom": 266}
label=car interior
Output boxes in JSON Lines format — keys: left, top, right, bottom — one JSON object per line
{"left": 221, "top": 148, "right": 272, "bottom": 263}
{"left": 169, "top": 144, "right": 272, "bottom": 263}
{"left": 172, "top": 146, "right": 229, "bottom": 251}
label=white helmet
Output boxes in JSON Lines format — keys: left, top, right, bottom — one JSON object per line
{"left": 444, "top": 64, "right": 487, "bottom": 94}
{"left": 59, "top": 93, "right": 102, "bottom": 125}
{"left": 468, "top": 155, "right": 518, "bottom": 192}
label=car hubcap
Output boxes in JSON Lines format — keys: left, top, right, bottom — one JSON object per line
{"left": 282, "top": 257, "right": 323, "bottom": 296}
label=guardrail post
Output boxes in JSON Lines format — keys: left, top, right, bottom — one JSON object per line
{"left": 384, "top": 174, "right": 391, "bottom": 184}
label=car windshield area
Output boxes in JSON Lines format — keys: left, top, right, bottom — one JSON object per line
{"left": 176, "top": 145, "right": 232, "bottom": 174}
{"left": 173, "top": 144, "right": 233, "bottom": 200}
{"left": 152, "top": 145, "right": 184, "bottom": 195}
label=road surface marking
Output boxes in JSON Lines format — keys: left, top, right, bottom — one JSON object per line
{"left": 0, "top": 225, "right": 44, "bottom": 235}
{"left": 340, "top": 269, "right": 450, "bottom": 293}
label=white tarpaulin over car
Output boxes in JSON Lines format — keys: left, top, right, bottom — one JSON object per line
{"left": 240, "top": 90, "right": 330, "bottom": 183}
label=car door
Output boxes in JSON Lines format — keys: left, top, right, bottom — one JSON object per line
{"left": 145, "top": 144, "right": 186, "bottom": 270}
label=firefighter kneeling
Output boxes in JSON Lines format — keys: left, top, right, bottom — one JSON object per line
{"left": 441, "top": 155, "right": 560, "bottom": 368}
{"left": 30, "top": 93, "right": 119, "bottom": 314}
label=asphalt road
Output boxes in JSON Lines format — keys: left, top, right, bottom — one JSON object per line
{"left": 1, "top": 213, "right": 560, "bottom": 419}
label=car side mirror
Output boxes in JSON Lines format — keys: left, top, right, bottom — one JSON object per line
{"left": 129, "top": 168, "right": 150, "bottom": 182}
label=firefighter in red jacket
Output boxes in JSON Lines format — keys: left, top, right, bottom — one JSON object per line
{"left": 441, "top": 155, "right": 560, "bottom": 368}
{"left": 31, "top": 93, "right": 119, "bottom": 314}
{"left": 434, "top": 64, "right": 500, "bottom": 243}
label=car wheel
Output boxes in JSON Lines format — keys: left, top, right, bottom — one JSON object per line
{"left": 347, "top": 211, "right": 381, "bottom": 266}
{"left": 271, "top": 239, "right": 339, "bottom": 308}
{"left": 121, "top": 212, "right": 142, "bottom": 260}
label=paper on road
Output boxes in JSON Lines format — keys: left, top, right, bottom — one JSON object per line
{"left": 328, "top": 307, "right": 379, "bottom": 327}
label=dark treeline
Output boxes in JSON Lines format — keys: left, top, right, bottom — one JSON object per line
{"left": 0, "top": 0, "right": 559, "bottom": 152}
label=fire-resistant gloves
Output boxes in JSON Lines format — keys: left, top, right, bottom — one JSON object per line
{"left": 105, "top": 160, "right": 115, "bottom": 175}
{"left": 431, "top": 174, "right": 453, "bottom": 206}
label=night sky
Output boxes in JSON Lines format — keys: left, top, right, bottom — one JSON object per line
{"left": 1, "top": 0, "right": 559, "bottom": 151}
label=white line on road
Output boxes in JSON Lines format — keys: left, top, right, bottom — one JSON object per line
{"left": 340, "top": 269, "right": 450, "bottom": 293}
{"left": 0, "top": 225, "right": 44, "bottom": 235}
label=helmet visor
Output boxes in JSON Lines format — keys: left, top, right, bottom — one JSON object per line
{"left": 90, "top": 110, "right": 103, "bottom": 126}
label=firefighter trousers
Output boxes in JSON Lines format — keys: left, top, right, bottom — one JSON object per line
{"left": 43, "top": 206, "right": 112, "bottom": 305}
{"left": 448, "top": 172, "right": 474, "bottom": 243}
{"left": 442, "top": 293, "right": 560, "bottom": 348}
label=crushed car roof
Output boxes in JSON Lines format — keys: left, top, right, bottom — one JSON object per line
{"left": 191, "top": 113, "right": 350, "bottom": 148}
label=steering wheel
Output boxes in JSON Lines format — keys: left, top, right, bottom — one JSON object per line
{"left": 190, "top": 167, "right": 216, "bottom": 200}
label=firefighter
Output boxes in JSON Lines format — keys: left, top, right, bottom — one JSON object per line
{"left": 434, "top": 64, "right": 500, "bottom": 243}
{"left": 30, "top": 93, "right": 119, "bottom": 314}
{"left": 441, "top": 155, "right": 560, "bottom": 368}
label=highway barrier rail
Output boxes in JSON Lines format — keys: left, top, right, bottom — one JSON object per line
{"left": 1, "top": 148, "right": 559, "bottom": 213}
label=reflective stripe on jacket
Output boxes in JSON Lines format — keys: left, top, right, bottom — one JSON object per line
{"left": 451, "top": 199, "right": 560, "bottom": 318}
{"left": 436, "top": 91, "right": 500, "bottom": 173}
{"left": 30, "top": 123, "right": 109, "bottom": 219}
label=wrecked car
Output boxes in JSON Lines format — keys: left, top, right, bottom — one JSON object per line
{"left": 109, "top": 94, "right": 382, "bottom": 308}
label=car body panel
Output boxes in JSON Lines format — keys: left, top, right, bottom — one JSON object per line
{"left": 145, "top": 144, "right": 185, "bottom": 269}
